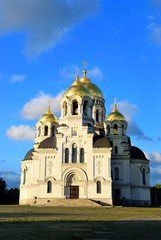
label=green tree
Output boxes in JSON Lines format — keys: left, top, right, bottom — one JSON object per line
{"left": 154, "top": 184, "right": 161, "bottom": 189}
{"left": 0, "top": 177, "right": 7, "bottom": 204}
{"left": 151, "top": 185, "right": 161, "bottom": 206}
{"left": 6, "top": 188, "right": 19, "bottom": 204}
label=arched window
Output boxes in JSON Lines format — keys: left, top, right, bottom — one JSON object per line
{"left": 83, "top": 100, "right": 88, "bottom": 116}
{"left": 44, "top": 126, "right": 48, "bottom": 136}
{"left": 52, "top": 126, "right": 55, "bottom": 136}
{"left": 72, "top": 101, "right": 78, "bottom": 115}
{"left": 97, "top": 181, "right": 101, "bottom": 193}
{"left": 122, "top": 125, "right": 125, "bottom": 135}
{"left": 80, "top": 148, "right": 84, "bottom": 163}
{"left": 23, "top": 169, "right": 26, "bottom": 185}
{"left": 102, "top": 111, "right": 104, "bottom": 122}
{"left": 114, "top": 124, "right": 118, "bottom": 135}
{"left": 72, "top": 144, "right": 77, "bottom": 163}
{"left": 115, "top": 146, "right": 118, "bottom": 154}
{"left": 38, "top": 127, "right": 41, "bottom": 136}
{"left": 142, "top": 168, "right": 146, "bottom": 185}
{"left": 96, "top": 109, "right": 99, "bottom": 122}
{"left": 107, "top": 125, "right": 110, "bottom": 135}
{"left": 115, "top": 167, "right": 119, "bottom": 180}
{"left": 65, "top": 148, "right": 69, "bottom": 163}
{"left": 64, "top": 102, "right": 67, "bottom": 116}
{"left": 47, "top": 181, "right": 52, "bottom": 193}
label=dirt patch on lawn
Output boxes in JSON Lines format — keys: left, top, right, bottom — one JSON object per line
{"left": 118, "top": 215, "right": 161, "bottom": 221}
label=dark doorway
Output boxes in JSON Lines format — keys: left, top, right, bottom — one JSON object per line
{"left": 114, "top": 189, "right": 121, "bottom": 206}
{"left": 70, "top": 186, "right": 79, "bottom": 199}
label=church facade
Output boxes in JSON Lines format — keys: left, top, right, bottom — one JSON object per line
{"left": 19, "top": 69, "right": 151, "bottom": 206}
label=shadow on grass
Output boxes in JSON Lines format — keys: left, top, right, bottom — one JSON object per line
{"left": 1, "top": 206, "right": 161, "bottom": 239}
{"left": 0, "top": 220, "right": 161, "bottom": 240}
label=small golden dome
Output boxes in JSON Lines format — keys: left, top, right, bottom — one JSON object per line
{"left": 39, "top": 105, "right": 58, "bottom": 123}
{"left": 63, "top": 75, "right": 92, "bottom": 98}
{"left": 79, "top": 70, "right": 103, "bottom": 98}
{"left": 106, "top": 103, "right": 125, "bottom": 121}
{"left": 79, "top": 70, "right": 91, "bottom": 83}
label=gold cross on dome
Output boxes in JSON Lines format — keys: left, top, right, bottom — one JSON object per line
{"left": 114, "top": 98, "right": 117, "bottom": 109}
{"left": 76, "top": 66, "right": 79, "bottom": 75}
{"left": 83, "top": 61, "right": 88, "bottom": 70}
{"left": 48, "top": 100, "right": 51, "bottom": 111}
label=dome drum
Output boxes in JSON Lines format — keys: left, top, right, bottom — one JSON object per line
{"left": 60, "top": 94, "right": 93, "bottom": 118}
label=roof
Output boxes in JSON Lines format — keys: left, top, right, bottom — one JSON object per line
{"left": 130, "top": 146, "right": 147, "bottom": 160}
{"left": 39, "top": 136, "right": 56, "bottom": 148}
{"left": 93, "top": 136, "right": 111, "bottom": 148}
{"left": 39, "top": 106, "right": 58, "bottom": 123}
{"left": 79, "top": 70, "right": 103, "bottom": 98}
{"left": 23, "top": 148, "right": 34, "bottom": 161}
{"left": 82, "top": 82, "right": 103, "bottom": 98}
{"left": 106, "top": 104, "right": 125, "bottom": 122}
{"left": 63, "top": 79, "right": 92, "bottom": 98}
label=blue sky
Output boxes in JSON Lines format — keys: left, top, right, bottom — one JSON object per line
{"left": 0, "top": 0, "right": 161, "bottom": 188}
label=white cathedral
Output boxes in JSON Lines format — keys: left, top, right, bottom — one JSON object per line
{"left": 19, "top": 68, "right": 151, "bottom": 206}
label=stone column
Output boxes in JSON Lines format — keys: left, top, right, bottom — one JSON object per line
{"left": 118, "top": 127, "right": 122, "bottom": 135}
{"left": 93, "top": 106, "right": 96, "bottom": 122}
{"left": 110, "top": 127, "right": 114, "bottom": 135}
{"left": 68, "top": 103, "right": 72, "bottom": 115}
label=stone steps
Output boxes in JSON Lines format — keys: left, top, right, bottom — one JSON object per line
{"left": 35, "top": 198, "right": 102, "bottom": 207}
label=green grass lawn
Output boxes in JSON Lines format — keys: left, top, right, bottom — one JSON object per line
{"left": 0, "top": 206, "right": 161, "bottom": 239}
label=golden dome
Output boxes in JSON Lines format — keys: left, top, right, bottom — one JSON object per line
{"left": 39, "top": 105, "right": 58, "bottom": 123}
{"left": 106, "top": 103, "right": 125, "bottom": 121}
{"left": 79, "top": 70, "right": 103, "bottom": 98}
{"left": 63, "top": 75, "right": 92, "bottom": 98}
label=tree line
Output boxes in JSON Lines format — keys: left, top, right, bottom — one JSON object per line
{"left": 1, "top": 176, "right": 161, "bottom": 206}
{"left": 151, "top": 184, "right": 161, "bottom": 207}
{"left": 0, "top": 177, "right": 19, "bottom": 204}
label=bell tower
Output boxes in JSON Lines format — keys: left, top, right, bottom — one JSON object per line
{"left": 79, "top": 64, "right": 106, "bottom": 135}
{"left": 59, "top": 73, "right": 94, "bottom": 127}
{"left": 105, "top": 100, "right": 129, "bottom": 156}
{"left": 35, "top": 103, "right": 58, "bottom": 143}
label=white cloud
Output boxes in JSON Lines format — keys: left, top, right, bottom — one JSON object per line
{"left": 21, "top": 91, "right": 64, "bottom": 120}
{"left": 0, "top": 0, "right": 98, "bottom": 57}
{"left": 59, "top": 64, "right": 77, "bottom": 79}
{"left": 145, "top": 152, "right": 161, "bottom": 163}
{"left": 116, "top": 100, "right": 138, "bottom": 118}
{"left": 6, "top": 125, "right": 35, "bottom": 141}
{"left": 148, "top": 23, "right": 161, "bottom": 46}
{"left": 157, "top": 168, "right": 161, "bottom": 174}
{"left": 149, "top": 0, "right": 161, "bottom": 9}
{"left": 152, "top": 24, "right": 161, "bottom": 45}
{"left": 144, "top": 151, "right": 161, "bottom": 186}
{"left": 111, "top": 100, "right": 152, "bottom": 141}
{"left": 10, "top": 74, "right": 26, "bottom": 83}
{"left": 60, "top": 65, "right": 103, "bottom": 81}
{"left": 88, "top": 67, "right": 103, "bottom": 81}
{"left": 146, "top": 0, "right": 161, "bottom": 47}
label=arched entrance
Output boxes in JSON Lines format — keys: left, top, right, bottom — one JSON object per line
{"left": 67, "top": 174, "right": 79, "bottom": 199}
{"left": 63, "top": 168, "right": 87, "bottom": 199}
